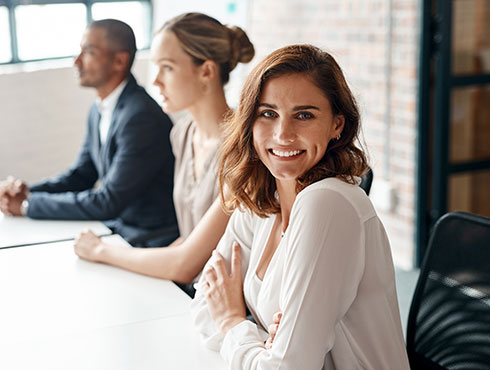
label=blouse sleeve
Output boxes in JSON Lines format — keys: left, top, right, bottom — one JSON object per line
{"left": 190, "top": 208, "right": 256, "bottom": 351}
{"left": 220, "top": 188, "right": 366, "bottom": 369}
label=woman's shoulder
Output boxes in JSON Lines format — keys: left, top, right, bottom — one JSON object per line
{"left": 229, "top": 206, "right": 260, "bottom": 228}
{"left": 170, "top": 114, "right": 194, "bottom": 155}
{"left": 295, "top": 177, "right": 377, "bottom": 222}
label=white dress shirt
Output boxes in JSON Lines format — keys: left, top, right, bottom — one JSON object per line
{"left": 191, "top": 177, "right": 411, "bottom": 370}
{"left": 95, "top": 79, "right": 128, "bottom": 146}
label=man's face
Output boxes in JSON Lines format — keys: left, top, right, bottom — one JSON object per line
{"left": 74, "top": 27, "right": 117, "bottom": 88}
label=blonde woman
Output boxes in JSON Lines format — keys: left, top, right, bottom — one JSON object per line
{"left": 74, "top": 13, "right": 254, "bottom": 295}
{"left": 191, "top": 45, "right": 410, "bottom": 369}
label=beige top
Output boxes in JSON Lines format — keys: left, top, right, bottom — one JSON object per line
{"left": 191, "top": 178, "right": 410, "bottom": 370}
{"left": 170, "top": 118, "right": 220, "bottom": 239}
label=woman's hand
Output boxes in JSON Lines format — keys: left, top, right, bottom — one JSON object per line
{"left": 265, "top": 311, "right": 283, "bottom": 349}
{"left": 74, "top": 229, "right": 104, "bottom": 262}
{"left": 201, "top": 242, "right": 246, "bottom": 334}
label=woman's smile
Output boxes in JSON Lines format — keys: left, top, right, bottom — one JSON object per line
{"left": 268, "top": 149, "right": 305, "bottom": 159}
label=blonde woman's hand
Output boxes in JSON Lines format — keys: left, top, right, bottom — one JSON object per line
{"left": 74, "top": 229, "right": 104, "bottom": 262}
{"left": 201, "top": 242, "right": 246, "bottom": 334}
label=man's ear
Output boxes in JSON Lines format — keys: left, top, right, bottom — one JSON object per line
{"left": 113, "top": 51, "right": 130, "bottom": 73}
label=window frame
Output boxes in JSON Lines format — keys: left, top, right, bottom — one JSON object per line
{"left": 0, "top": 0, "right": 152, "bottom": 65}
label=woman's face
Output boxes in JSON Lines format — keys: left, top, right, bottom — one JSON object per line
{"left": 252, "top": 73, "right": 344, "bottom": 183}
{"left": 150, "top": 30, "right": 204, "bottom": 113}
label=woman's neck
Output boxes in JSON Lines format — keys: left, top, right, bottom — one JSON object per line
{"left": 187, "top": 86, "right": 229, "bottom": 140}
{"left": 276, "top": 179, "right": 298, "bottom": 234}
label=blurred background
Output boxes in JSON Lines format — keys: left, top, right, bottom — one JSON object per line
{"left": 1, "top": 0, "right": 489, "bottom": 271}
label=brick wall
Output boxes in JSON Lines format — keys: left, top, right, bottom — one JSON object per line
{"left": 246, "top": 0, "right": 420, "bottom": 268}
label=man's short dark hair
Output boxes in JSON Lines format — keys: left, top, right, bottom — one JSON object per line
{"left": 89, "top": 19, "right": 137, "bottom": 73}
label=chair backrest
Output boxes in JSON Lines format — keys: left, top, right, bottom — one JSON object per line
{"left": 406, "top": 212, "right": 490, "bottom": 370}
{"left": 359, "top": 167, "right": 373, "bottom": 195}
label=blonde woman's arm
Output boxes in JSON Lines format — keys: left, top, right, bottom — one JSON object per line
{"left": 74, "top": 197, "right": 230, "bottom": 283}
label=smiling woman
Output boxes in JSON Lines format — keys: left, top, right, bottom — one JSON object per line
{"left": 191, "top": 45, "right": 411, "bottom": 370}
{"left": 219, "top": 46, "right": 367, "bottom": 218}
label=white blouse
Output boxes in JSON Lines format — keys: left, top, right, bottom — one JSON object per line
{"left": 190, "top": 178, "right": 410, "bottom": 370}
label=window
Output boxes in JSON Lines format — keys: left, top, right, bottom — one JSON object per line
{"left": 92, "top": 1, "right": 152, "bottom": 49}
{"left": 0, "top": 6, "right": 11, "bottom": 63}
{"left": 1, "top": 0, "right": 152, "bottom": 64}
{"left": 16, "top": 4, "right": 86, "bottom": 60}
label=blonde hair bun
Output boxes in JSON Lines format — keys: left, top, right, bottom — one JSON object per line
{"left": 227, "top": 25, "right": 255, "bottom": 70}
{"left": 160, "top": 12, "right": 255, "bottom": 84}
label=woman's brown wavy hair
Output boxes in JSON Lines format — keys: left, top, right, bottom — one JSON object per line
{"left": 219, "top": 44, "right": 368, "bottom": 217}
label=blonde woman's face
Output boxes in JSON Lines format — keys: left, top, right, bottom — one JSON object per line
{"left": 252, "top": 73, "right": 344, "bottom": 183}
{"left": 150, "top": 31, "right": 204, "bottom": 113}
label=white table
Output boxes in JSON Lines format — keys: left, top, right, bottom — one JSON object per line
{"left": 0, "top": 314, "right": 226, "bottom": 370}
{"left": 0, "top": 235, "right": 227, "bottom": 369}
{"left": 0, "top": 212, "right": 112, "bottom": 248}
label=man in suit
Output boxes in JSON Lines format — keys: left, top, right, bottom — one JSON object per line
{"left": 0, "top": 19, "right": 178, "bottom": 247}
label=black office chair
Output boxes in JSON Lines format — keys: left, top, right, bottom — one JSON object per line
{"left": 406, "top": 212, "right": 490, "bottom": 370}
{"left": 359, "top": 167, "right": 373, "bottom": 195}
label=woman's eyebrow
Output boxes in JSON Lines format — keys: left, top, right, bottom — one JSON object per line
{"left": 258, "top": 103, "right": 277, "bottom": 109}
{"left": 156, "top": 57, "right": 176, "bottom": 63}
{"left": 293, "top": 105, "right": 320, "bottom": 111}
{"left": 257, "top": 103, "right": 320, "bottom": 111}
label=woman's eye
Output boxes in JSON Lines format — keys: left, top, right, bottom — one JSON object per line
{"left": 260, "top": 110, "right": 277, "bottom": 118}
{"left": 297, "top": 112, "right": 313, "bottom": 120}
{"left": 160, "top": 65, "right": 172, "bottom": 72}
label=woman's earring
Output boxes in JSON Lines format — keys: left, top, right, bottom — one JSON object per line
{"left": 336, "top": 133, "right": 341, "bottom": 141}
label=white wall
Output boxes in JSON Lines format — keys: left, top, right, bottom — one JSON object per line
{"left": 0, "top": 57, "right": 150, "bottom": 183}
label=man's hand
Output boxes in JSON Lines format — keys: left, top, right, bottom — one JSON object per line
{"left": 1, "top": 192, "right": 27, "bottom": 216}
{"left": 0, "top": 176, "right": 29, "bottom": 216}
{"left": 0, "top": 176, "right": 28, "bottom": 198}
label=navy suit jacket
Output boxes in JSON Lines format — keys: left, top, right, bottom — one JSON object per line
{"left": 27, "top": 74, "right": 178, "bottom": 246}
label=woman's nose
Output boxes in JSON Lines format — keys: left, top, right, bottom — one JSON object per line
{"left": 152, "top": 74, "right": 161, "bottom": 87}
{"left": 274, "top": 118, "right": 296, "bottom": 143}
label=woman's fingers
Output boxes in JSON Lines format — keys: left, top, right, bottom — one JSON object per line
{"left": 268, "top": 323, "right": 279, "bottom": 336}
{"left": 203, "top": 265, "right": 218, "bottom": 284}
{"left": 272, "top": 311, "right": 283, "bottom": 324}
{"left": 231, "top": 242, "right": 242, "bottom": 278}
{"left": 265, "top": 323, "right": 278, "bottom": 350}
{"left": 265, "top": 311, "right": 283, "bottom": 350}
{"left": 265, "top": 337, "right": 273, "bottom": 350}
{"left": 210, "top": 250, "right": 228, "bottom": 278}
{"left": 208, "top": 241, "right": 241, "bottom": 280}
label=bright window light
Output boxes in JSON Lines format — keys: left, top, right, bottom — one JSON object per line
{"left": 92, "top": 1, "right": 151, "bottom": 49}
{"left": 0, "top": 6, "right": 11, "bottom": 63}
{"left": 15, "top": 4, "right": 86, "bottom": 61}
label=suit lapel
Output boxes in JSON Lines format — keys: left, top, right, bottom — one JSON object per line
{"left": 99, "top": 75, "right": 137, "bottom": 174}
{"left": 88, "top": 105, "right": 104, "bottom": 176}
